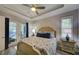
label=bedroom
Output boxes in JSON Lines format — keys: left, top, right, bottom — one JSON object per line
{"left": 0, "top": 4, "right": 79, "bottom": 55}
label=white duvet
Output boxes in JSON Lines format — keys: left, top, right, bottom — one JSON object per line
{"left": 22, "top": 36, "right": 57, "bottom": 55}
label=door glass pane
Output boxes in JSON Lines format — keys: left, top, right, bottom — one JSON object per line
{"left": 21, "top": 24, "right": 26, "bottom": 38}
{"left": 9, "top": 22, "right": 16, "bottom": 43}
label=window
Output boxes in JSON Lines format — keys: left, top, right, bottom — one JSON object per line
{"left": 21, "top": 24, "right": 26, "bottom": 38}
{"left": 9, "top": 22, "right": 16, "bottom": 43}
{"left": 61, "top": 16, "right": 73, "bottom": 38}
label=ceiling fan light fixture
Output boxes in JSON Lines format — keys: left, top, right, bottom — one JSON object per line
{"left": 31, "top": 7, "right": 36, "bottom": 12}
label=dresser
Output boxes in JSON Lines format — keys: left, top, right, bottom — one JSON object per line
{"left": 60, "top": 40, "right": 76, "bottom": 54}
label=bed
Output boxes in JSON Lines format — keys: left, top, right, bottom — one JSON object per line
{"left": 16, "top": 26, "right": 57, "bottom": 55}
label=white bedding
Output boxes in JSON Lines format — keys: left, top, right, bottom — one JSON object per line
{"left": 22, "top": 36, "right": 57, "bottom": 55}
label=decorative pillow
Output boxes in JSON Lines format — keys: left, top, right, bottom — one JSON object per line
{"left": 36, "top": 32, "right": 51, "bottom": 38}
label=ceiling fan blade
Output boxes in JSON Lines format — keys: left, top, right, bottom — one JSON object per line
{"left": 36, "top": 7, "right": 45, "bottom": 9}
{"left": 35, "top": 11, "right": 39, "bottom": 15}
{"left": 22, "top": 4, "right": 32, "bottom": 8}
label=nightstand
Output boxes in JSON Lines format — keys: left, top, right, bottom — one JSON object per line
{"left": 61, "top": 40, "right": 76, "bottom": 54}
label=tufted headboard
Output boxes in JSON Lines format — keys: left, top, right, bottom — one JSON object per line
{"left": 38, "top": 26, "right": 56, "bottom": 38}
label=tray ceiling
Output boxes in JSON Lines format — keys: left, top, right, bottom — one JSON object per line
{"left": 0, "top": 4, "right": 63, "bottom": 18}
{"left": 0, "top": 4, "right": 79, "bottom": 21}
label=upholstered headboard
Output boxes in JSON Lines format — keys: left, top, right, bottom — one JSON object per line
{"left": 38, "top": 26, "right": 56, "bottom": 37}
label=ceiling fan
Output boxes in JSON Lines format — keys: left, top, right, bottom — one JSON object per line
{"left": 23, "top": 4, "right": 45, "bottom": 15}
